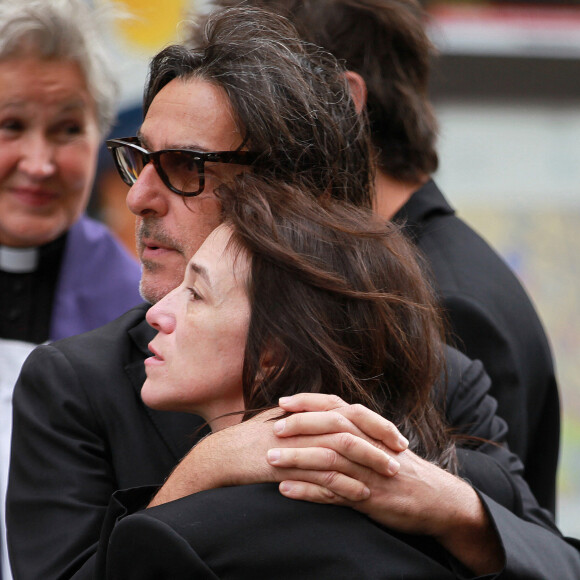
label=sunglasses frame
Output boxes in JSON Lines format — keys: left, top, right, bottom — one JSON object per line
{"left": 106, "top": 136, "right": 258, "bottom": 197}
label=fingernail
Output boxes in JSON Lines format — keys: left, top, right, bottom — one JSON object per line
{"left": 274, "top": 419, "right": 286, "bottom": 434}
{"left": 387, "top": 458, "right": 401, "bottom": 476}
{"left": 267, "top": 449, "right": 281, "bottom": 464}
{"left": 280, "top": 481, "right": 293, "bottom": 493}
{"left": 398, "top": 435, "right": 409, "bottom": 449}
{"left": 279, "top": 396, "right": 291, "bottom": 405}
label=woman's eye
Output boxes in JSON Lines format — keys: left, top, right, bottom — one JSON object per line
{"left": 0, "top": 118, "right": 24, "bottom": 133}
{"left": 64, "top": 123, "right": 82, "bottom": 135}
{"left": 53, "top": 121, "right": 83, "bottom": 139}
{"left": 188, "top": 287, "right": 202, "bottom": 301}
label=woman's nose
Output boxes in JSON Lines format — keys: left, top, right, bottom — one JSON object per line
{"left": 146, "top": 290, "right": 178, "bottom": 333}
{"left": 17, "top": 135, "right": 56, "bottom": 179}
{"left": 126, "top": 162, "right": 171, "bottom": 218}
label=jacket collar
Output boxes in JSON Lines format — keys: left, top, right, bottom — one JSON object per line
{"left": 393, "top": 179, "right": 455, "bottom": 243}
{"left": 128, "top": 306, "right": 156, "bottom": 357}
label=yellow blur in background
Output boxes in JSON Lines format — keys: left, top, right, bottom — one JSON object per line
{"left": 100, "top": 0, "right": 194, "bottom": 52}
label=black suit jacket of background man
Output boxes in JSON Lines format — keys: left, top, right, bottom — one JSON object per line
{"left": 394, "top": 180, "right": 560, "bottom": 513}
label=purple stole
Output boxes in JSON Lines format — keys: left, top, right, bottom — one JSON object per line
{"left": 49, "top": 216, "right": 143, "bottom": 341}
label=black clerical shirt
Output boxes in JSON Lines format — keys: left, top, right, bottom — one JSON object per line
{"left": 0, "top": 235, "right": 67, "bottom": 344}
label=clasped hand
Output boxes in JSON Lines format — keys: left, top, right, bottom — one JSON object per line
{"left": 155, "top": 393, "right": 502, "bottom": 574}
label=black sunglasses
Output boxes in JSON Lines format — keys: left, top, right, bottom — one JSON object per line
{"left": 106, "top": 137, "right": 258, "bottom": 197}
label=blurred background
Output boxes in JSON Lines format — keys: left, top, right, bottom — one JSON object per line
{"left": 90, "top": 0, "right": 580, "bottom": 536}
{"left": 427, "top": 0, "right": 580, "bottom": 537}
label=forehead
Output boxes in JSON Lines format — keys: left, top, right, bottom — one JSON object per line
{"left": 0, "top": 56, "right": 93, "bottom": 112}
{"left": 190, "top": 225, "right": 249, "bottom": 288}
{"left": 140, "top": 77, "right": 243, "bottom": 152}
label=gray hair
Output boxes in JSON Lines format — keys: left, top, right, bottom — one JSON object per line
{"left": 0, "top": 0, "right": 119, "bottom": 135}
{"left": 146, "top": 6, "right": 373, "bottom": 208}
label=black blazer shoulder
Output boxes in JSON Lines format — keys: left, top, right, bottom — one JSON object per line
{"left": 106, "top": 484, "right": 457, "bottom": 580}
{"left": 394, "top": 181, "right": 559, "bottom": 512}
{"left": 106, "top": 482, "right": 580, "bottom": 580}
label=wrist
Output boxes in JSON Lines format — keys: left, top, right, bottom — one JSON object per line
{"left": 433, "top": 483, "right": 504, "bottom": 575}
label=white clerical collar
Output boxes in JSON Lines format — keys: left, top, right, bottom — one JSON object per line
{"left": 0, "top": 246, "right": 39, "bottom": 273}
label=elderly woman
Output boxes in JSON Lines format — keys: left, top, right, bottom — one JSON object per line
{"left": 0, "top": 1, "right": 141, "bottom": 576}
{"left": 100, "top": 175, "right": 504, "bottom": 579}
{"left": 0, "top": 0, "right": 141, "bottom": 341}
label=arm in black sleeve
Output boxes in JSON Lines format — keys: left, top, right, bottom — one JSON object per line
{"left": 7, "top": 345, "right": 115, "bottom": 579}
{"left": 442, "top": 345, "right": 558, "bottom": 533}
{"left": 444, "top": 294, "right": 558, "bottom": 513}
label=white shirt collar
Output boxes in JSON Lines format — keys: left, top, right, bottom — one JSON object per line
{"left": 0, "top": 246, "right": 39, "bottom": 273}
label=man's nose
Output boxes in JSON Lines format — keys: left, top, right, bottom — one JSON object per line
{"left": 126, "top": 162, "right": 171, "bottom": 217}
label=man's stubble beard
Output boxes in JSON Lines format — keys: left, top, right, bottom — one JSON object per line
{"left": 136, "top": 218, "right": 187, "bottom": 304}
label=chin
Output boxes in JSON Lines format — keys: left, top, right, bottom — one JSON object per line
{"left": 141, "top": 390, "right": 172, "bottom": 411}
{"left": 139, "top": 274, "right": 178, "bottom": 305}
{"left": 141, "top": 380, "right": 168, "bottom": 410}
{"left": 141, "top": 385, "right": 189, "bottom": 414}
{"left": 1, "top": 220, "right": 67, "bottom": 248}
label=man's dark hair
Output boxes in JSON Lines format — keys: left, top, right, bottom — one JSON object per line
{"left": 211, "top": 0, "right": 439, "bottom": 182}
{"left": 219, "top": 174, "right": 455, "bottom": 471}
{"left": 145, "top": 6, "right": 373, "bottom": 207}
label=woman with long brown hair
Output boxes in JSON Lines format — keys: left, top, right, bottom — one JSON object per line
{"left": 219, "top": 176, "right": 454, "bottom": 469}
{"left": 101, "top": 175, "right": 493, "bottom": 579}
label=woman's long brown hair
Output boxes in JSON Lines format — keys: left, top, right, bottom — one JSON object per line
{"left": 219, "top": 175, "right": 456, "bottom": 471}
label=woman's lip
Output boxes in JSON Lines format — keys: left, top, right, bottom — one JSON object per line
{"left": 147, "top": 342, "right": 164, "bottom": 362}
{"left": 145, "top": 343, "right": 165, "bottom": 367}
{"left": 11, "top": 187, "right": 58, "bottom": 207}
{"left": 144, "top": 355, "right": 165, "bottom": 367}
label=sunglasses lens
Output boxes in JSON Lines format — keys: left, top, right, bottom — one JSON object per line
{"left": 115, "top": 145, "right": 145, "bottom": 185}
{"left": 159, "top": 151, "right": 200, "bottom": 195}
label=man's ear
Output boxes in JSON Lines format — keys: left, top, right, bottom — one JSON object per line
{"left": 344, "top": 70, "right": 368, "bottom": 114}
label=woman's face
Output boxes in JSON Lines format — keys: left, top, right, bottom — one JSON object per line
{"left": 0, "top": 56, "right": 100, "bottom": 247}
{"left": 143, "top": 225, "right": 251, "bottom": 430}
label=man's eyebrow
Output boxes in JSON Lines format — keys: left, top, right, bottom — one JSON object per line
{"left": 136, "top": 131, "right": 149, "bottom": 150}
{"left": 189, "top": 261, "right": 212, "bottom": 287}
{"left": 136, "top": 131, "right": 209, "bottom": 153}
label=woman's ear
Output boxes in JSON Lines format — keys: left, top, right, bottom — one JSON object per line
{"left": 344, "top": 70, "right": 368, "bottom": 114}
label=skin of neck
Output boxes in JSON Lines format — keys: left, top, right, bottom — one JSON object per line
{"left": 373, "top": 167, "right": 429, "bottom": 221}
{"left": 208, "top": 413, "right": 243, "bottom": 433}
{"left": 345, "top": 72, "right": 429, "bottom": 220}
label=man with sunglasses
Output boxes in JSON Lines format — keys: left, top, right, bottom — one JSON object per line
{"left": 7, "top": 7, "right": 580, "bottom": 580}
